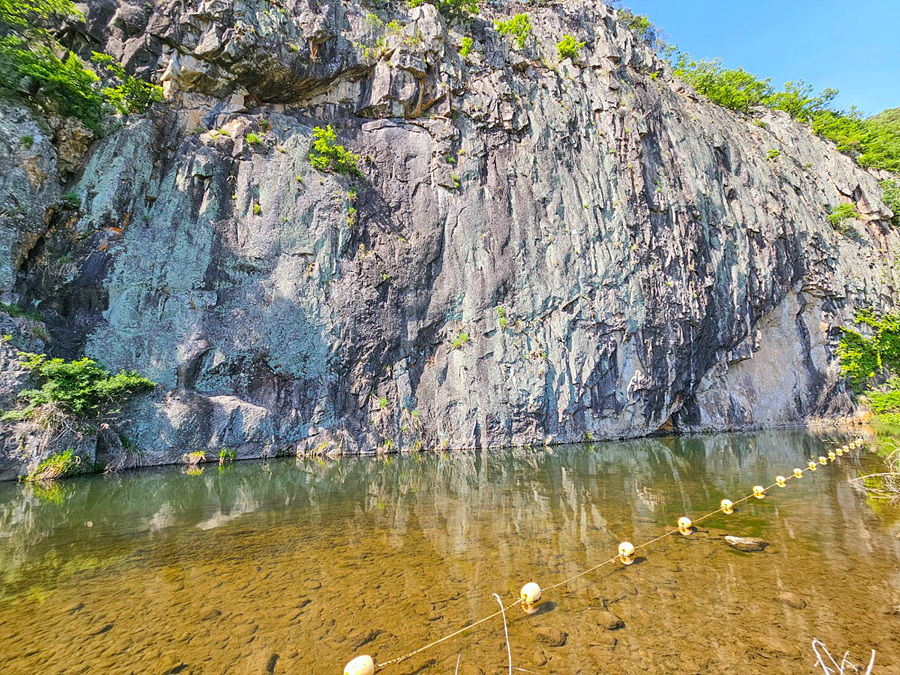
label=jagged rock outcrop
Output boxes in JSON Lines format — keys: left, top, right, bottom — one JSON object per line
{"left": 1, "top": 0, "right": 898, "bottom": 476}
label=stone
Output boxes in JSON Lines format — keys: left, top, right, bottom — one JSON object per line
{"left": 775, "top": 592, "right": 807, "bottom": 609}
{"left": 535, "top": 627, "right": 568, "bottom": 647}
{"left": 725, "top": 536, "right": 770, "bottom": 552}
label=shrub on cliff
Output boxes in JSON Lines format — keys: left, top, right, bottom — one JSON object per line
{"left": 309, "top": 126, "right": 362, "bottom": 177}
{"left": 837, "top": 310, "right": 900, "bottom": 390}
{"left": 1, "top": 352, "right": 155, "bottom": 421}
{"left": 0, "top": 0, "right": 161, "bottom": 131}
{"left": 672, "top": 55, "right": 900, "bottom": 173}
{"left": 557, "top": 35, "right": 584, "bottom": 61}
{"left": 882, "top": 180, "right": 900, "bottom": 227}
{"left": 408, "top": 0, "right": 479, "bottom": 18}
{"left": 496, "top": 14, "right": 531, "bottom": 50}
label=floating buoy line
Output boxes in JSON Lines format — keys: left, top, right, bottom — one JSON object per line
{"left": 343, "top": 438, "right": 868, "bottom": 675}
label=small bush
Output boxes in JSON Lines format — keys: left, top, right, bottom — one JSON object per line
{"left": 252, "top": 202, "right": 262, "bottom": 215}
{"left": 218, "top": 447, "right": 236, "bottom": 463}
{"left": 309, "top": 125, "right": 362, "bottom": 177}
{"left": 451, "top": 331, "right": 469, "bottom": 349}
{"left": 496, "top": 14, "right": 531, "bottom": 50}
{"left": 766, "top": 149, "right": 780, "bottom": 160}
{"left": 837, "top": 310, "right": 900, "bottom": 389}
{"left": 408, "top": 0, "right": 479, "bottom": 18}
{"left": 557, "top": 35, "right": 584, "bottom": 62}
{"left": 377, "top": 396, "right": 388, "bottom": 409}
{"left": 246, "top": 132, "right": 262, "bottom": 145}
{"left": 25, "top": 448, "right": 82, "bottom": 483}
{"left": 20, "top": 134, "right": 34, "bottom": 148}
{"left": 882, "top": 180, "right": 900, "bottom": 227}
{"left": 459, "top": 36, "right": 473, "bottom": 58}
{"left": 90, "top": 52, "right": 163, "bottom": 115}
{"left": 828, "top": 203, "right": 860, "bottom": 227}
{"left": 0, "top": 301, "right": 42, "bottom": 322}
{"left": 2, "top": 352, "right": 155, "bottom": 420}
{"left": 62, "top": 190, "right": 80, "bottom": 209}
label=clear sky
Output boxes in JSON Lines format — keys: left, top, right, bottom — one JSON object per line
{"left": 621, "top": 0, "right": 900, "bottom": 116}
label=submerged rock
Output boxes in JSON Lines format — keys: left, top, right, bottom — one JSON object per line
{"left": 725, "top": 536, "right": 770, "bottom": 552}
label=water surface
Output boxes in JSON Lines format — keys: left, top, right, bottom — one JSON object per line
{"left": 1, "top": 430, "right": 898, "bottom": 674}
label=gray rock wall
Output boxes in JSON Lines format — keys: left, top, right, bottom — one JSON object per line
{"left": 1, "top": 0, "right": 898, "bottom": 475}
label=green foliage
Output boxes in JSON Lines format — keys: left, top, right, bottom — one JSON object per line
{"left": 0, "top": 0, "right": 80, "bottom": 29}
{"left": 857, "top": 108, "right": 900, "bottom": 173}
{"left": 0, "top": 302, "right": 42, "bottom": 322}
{"left": 674, "top": 54, "right": 900, "bottom": 172}
{"left": 0, "top": 36, "right": 103, "bottom": 129}
{"left": 673, "top": 56, "right": 772, "bottom": 114}
{"left": 866, "top": 379, "right": 900, "bottom": 416}
{"left": 218, "top": 447, "right": 236, "bottom": 463}
{"left": 62, "top": 190, "right": 79, "bottom": 209}
{"left": 496, "top": 14, "right": 531, "bottom": 50}
{"left": 25, "top": 448, "right": 82, "bottom": 482}
{"left": 252, "top": 202, "right": 262, "bottom": 215}
{"left": 2, "top": 352, "right": 155, "bottom": 420}
{"left": 90, "top": 52, "right": 163, "bottom": 115}
{"left": 459, "top": 36, "right": 473, "bottom": 58}
{"left": 766, "top": 149, "right": 779, "bottom": 160}
{"left": 246, "top": 132, "right": 262, "bottom": 145}
{"left": 828, "top": 202, "right": 860, "bottom": 226}
{"left": 557, "top": 35, "right": 584, "bottom": 61}
{"left": 20, "top": 135, "right": 34, "bottom": 148}
{"left": 309, "top": 126, "right": 361, "bottom": 177}
{"left": 451, "top": 331, "right": 469, "bottom": 349}
{"left": 881, "top": 180, "right": 900, "bottom": 227}
{"left": 377, "top": 396, "right": 388, "bottom": 409}
{"left": 618, "top": 8, "right": 668, "bottom": 53}
{"left": 408, "top": 0, "right": 479, "bottom": 18}
{"left": 837, "top": 310, "right": 900, "bottom": 390}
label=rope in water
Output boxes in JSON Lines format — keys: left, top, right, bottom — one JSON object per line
{"left": 344, "top": 437, "right": 866, "bottom": 674}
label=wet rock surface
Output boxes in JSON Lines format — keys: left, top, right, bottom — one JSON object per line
{"left": 725, "top": 536, "right": 770, "bottom": 552}
{"left": 1, "top": 0, "right": 899, "bottom": 471}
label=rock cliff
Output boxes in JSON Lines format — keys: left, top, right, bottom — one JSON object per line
{"left": 1, "top": 0, "right": 898, "bottom": 477}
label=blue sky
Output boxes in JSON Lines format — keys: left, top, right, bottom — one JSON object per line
{"left": 621, "top": 0, "right": 900, "bottom": 116}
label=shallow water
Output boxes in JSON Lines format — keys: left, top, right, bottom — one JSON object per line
{"left": 1, "top": 430, "right": 899, "bottom": 674}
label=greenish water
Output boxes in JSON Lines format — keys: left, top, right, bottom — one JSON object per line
{"left": 0, "top": 430, "right": 898, "bottom": 674}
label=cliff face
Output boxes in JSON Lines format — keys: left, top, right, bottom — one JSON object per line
{"left": 1, "top": 0, "right": 898, "bottom": 476}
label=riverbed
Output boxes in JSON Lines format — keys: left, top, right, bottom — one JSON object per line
{"left": 1, "top": 430, "right": 898, "bottom": 674}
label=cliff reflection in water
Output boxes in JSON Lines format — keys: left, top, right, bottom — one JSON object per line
{"left": 0, "top": 430, "right": 898, "bottom": 673}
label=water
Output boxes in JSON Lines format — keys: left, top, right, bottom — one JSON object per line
{"left": 0, "top": 430, "right": 898, "bottom": 674}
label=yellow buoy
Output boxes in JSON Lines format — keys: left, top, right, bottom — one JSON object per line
{"left": 818, "top": 456, "right": 828, "bottom": 465}
{"left": 808, "top": 461, "right": 817, "bottom": 472}
{"left": 344, "top": 655, "right": 375, "bottom": 675}
{"left": 678, "top": 516, "right": 692, "bottom": 535}
{"left": 753, "top": 485, "right": 766, "bottom": 499}
{"left": 618, "top": 541, "right": 636, "bottom": 565}
{"left": 520, "top": 582, "right": 542, "bottom": 613}
{"left": 793, "top": 468, "right": 803, "bottom": 478}
{"left": 775, "top": 475, "right": 786, "bottom": 487}
{"left": 721, "top": 498, "right": 734, "bottom": 514}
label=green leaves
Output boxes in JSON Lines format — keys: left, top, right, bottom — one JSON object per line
{"left": 3, "top": 353, "right": 155, "bottom": 420}
{"left": 674, "top": 55, "right": 900, "bottom": 173}
{"left": 91, "top": 52, "right": 163, "bottom": 115}
{"left": 837, "top": 310, "right": 900, "bottom": 390}
{"left": 496, "top": 14, "right": 531, "bottom": 50}
{"left": 308, "top": 126, "right": 362, "bottom": 177}
{"left": 557, "top": 35, "right": 584, "bottom": 62}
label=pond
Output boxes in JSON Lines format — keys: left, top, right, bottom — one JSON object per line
{"left": 0, "top": 430, "right": 898, "bottom": 674}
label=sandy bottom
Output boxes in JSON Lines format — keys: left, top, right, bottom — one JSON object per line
{"left": 0, "top": 430, "right": 898, "bottom": 674}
